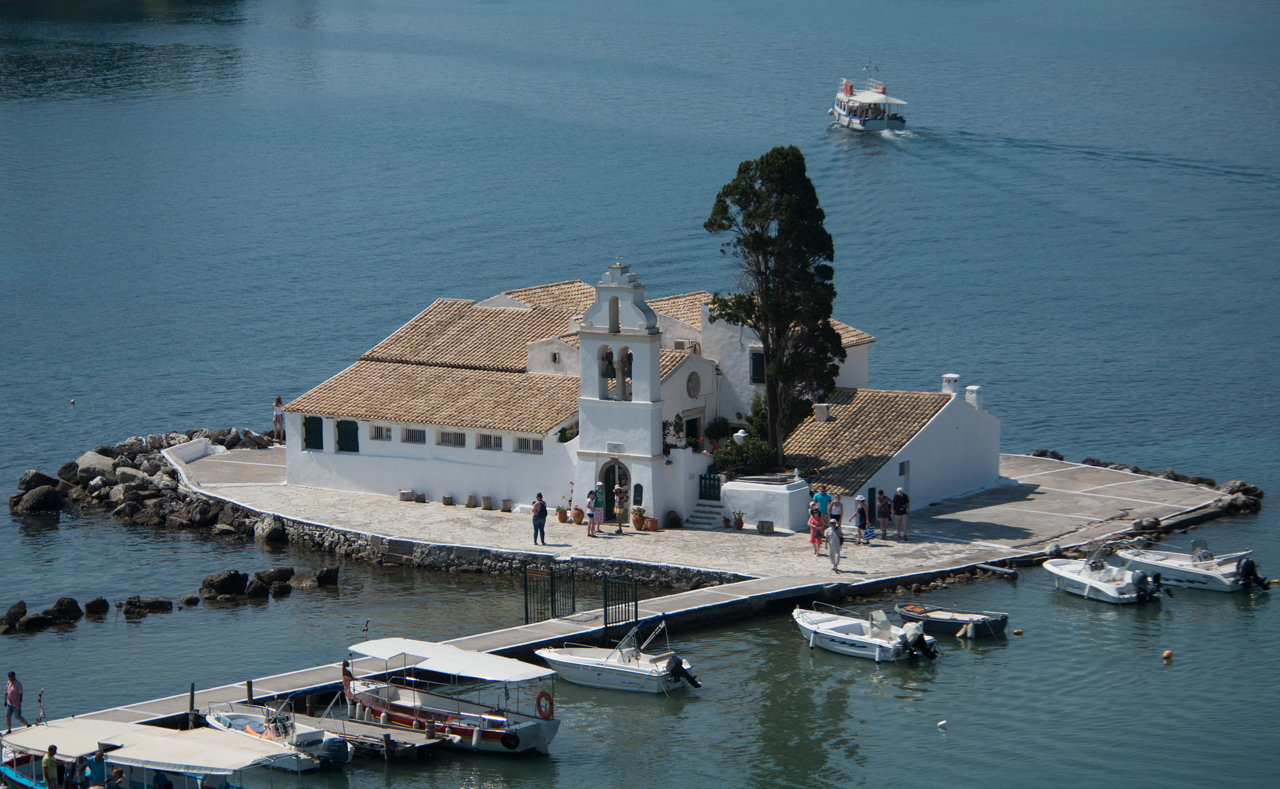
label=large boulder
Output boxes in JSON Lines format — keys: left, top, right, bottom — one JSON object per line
{"left": 1, "top": 601, "right": 26, "bottom": 631}
{"left": 254, "top": 516, "right": 287, "bottom": 543}
{"left": 16, "top": 613, "right": 54, "bottom": 632}
{"left": 57, "top": 461, "right": 80, "bottom": 484}
{"left": 1030, "top": 449, "right": 1064, "bottom": 461}
{"left": 244, "top": 579, "right": 270, "bottom": 598}
{"left": 116, "top": 467, "right": 150, "bottom": 485}
{"left": 180, "top": 595, "right": 200, "bottom": 607}
{"left": 84, "top": 597, "right": 110, "bottom": 615}
{"left": 114, "top": 437, "right": 146, "bottom": 459}
{"left": 92, "top": 445, "right": 120, "bottom": 459}
{"left": 17, "top": 470, "right": 60, "bottom": 492}
{"left": 47, "top": 597, "right": 83, "bottom": 622}
{"left": 291, "top": 566, "right": 340, "bottom": 590}
{"left": 254, "top": 567, "right": 295, "bottom": 585}
{"left": 316, "top": 566, "right": 340, "bottom": 586}
{"left": 111, "top": 502, "right": 141, "bottom": 521}
{"left": 124, "top": 595, "right": 173, "bottom": 613}
{"left": 222, "top": 429, "right": 242, "bottom": 450}
{"left": 75, "top": 452, "right": 117, "bottom": 487}
{"left": 11, "top": 486, "right": 63, "bottom": 515}
{"left": 270, "top": 582, "right": 291, "bottom": 597}
{"left": 134, "top": 510, "right": 165, "bottom": 528}
{"left": 1219, "top": 480, "right": 1264, "bottom": 499}
{"left": 200, "top": 570, "right": 248, "bottom": 598}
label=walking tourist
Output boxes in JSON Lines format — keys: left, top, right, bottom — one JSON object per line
{"left": 5, "top": 671, "right": 29, "bottom": 732}
{"left": 893, "top": 487, "right": 911, "bottom": 541}
{"left": 531, "top": 493, "right": 548, "bottom": 546}
{"left": 808, "top": 505, "right": 824, "bottom": 555}
{"left": 271, "top": 396, "right": 284, "bottom": 442}
{"left": 829, "top": 494, "right": 843, "bottom": 525}
{"left": 826, "top": 519, "right": 844, "bottom": 572}
{"left": 613, "top": 485, "right": 629, "bottom": 534}
{"left": 811, "top": 485, "right": 832, "bottom": 519}
{"left": 877, "top": 490, "right": 892, "bottom": 539}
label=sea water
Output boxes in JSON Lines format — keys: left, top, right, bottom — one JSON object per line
{"left": 2, "top": 0, "right": 1278, "bottom": 784}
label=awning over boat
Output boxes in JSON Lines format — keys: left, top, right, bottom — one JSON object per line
{"left": 0, "top": 718, "right": 172, "bottom": 759}
{"left": 349, "top": 638, "right": 555, "bottom": 682}
{"left": 107, "top": 729, "right": 289, "bottom": 775}
{"left": 850, "top": 91, "right": 907, "bottom": 105}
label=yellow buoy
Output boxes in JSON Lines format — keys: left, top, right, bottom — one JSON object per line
{"left": 1162, "top": 650, "right": 1173, "bottom": 660}
{"left": 1013, "top": 629, "right": 1023, "bottom": 636}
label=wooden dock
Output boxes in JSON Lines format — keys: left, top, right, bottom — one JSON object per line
{"left": 291, "top": 713, "right": 442, "bottom": 761}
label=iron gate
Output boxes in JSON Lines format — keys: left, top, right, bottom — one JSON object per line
{"left": 699, "top": 473, "right": 722, "bottom": 501}
{"left": 601, "top": 575, "right": 639, "bottom": 644}
{"left": 523, "top": 563, "right": 576, "bottom": 624}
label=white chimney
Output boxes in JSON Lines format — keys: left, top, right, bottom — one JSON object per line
{"left": 814, "top": 403, "right": 830, "bottom": 422}
{"left": 942, "top": 374, "right": 961, "bottom": 396}
{"left": 965, "top": 385, "right": 982, "bottom": 410}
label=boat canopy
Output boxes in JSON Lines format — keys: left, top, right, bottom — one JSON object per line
{"left": 349, "top": 638, "right": 555, "bottom": 683}
{"left": 0, "top": 719, "right": 172, "bottom": 759}
{"left": 850, "top": 91, "right": 907, "bottom": 105}
{"left": 107, "top": 729, "right": 287, "bottom": 775}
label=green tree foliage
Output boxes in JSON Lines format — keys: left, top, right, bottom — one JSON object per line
{"left": 713, "top": 436, "right": 774, "bottom": 477}
{"left": 705, "top": 145, "right": 845, "bottom": 464}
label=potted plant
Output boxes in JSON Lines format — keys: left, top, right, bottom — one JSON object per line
{"left": 555, "top": 505, "right": 569, "bottom": 523}
{"left": 631, "top": 507, "right": 646, "bottom": 528}
{"left": 732, "top": 511, "right": 745, "bottom": 529}
{"left": 572, "top": 507, "right": 585, "bottom": 524}
{"left": 646, "top": 516, "right": 660, "bottom": 531}
{"left": 665, "top": 511, "right": 683, "bottom": 529}
{"left": 723, "top": 516, "right": 732, "bottom": 529}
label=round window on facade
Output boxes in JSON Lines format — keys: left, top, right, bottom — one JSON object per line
{"left": 686, "top": 371, "right": 701, "bottom": 398}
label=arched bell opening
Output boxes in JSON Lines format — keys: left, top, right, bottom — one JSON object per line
{"left": 597, "top": 345, "right": 615, "bottom": 400}
{"left": 608, "top": 296, "right": 621, "bottom": 333}
{"left": 617, "top": 345, "right": 633, "bottom": 401}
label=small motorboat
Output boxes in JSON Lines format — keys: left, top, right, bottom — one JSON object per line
{"left": 792, "top": 605, "right": 937, "bottom": 662}
{"left": 535, "top": 617, "right": 700, "bottom": 694}
{"left": 1115, "top": 539, "right": 1269, "bottom": 593}
{"left": 827, "top": 60, "right": 908, "bottom": 132}
{"left": 1043, "top": 545, "right": 1168, "bottom": 604}
{"left": 894, "top": 603, "right": 1009, "bottom": 637}
{"left": 205, "top": 702, "right": 352, "bottom": 770}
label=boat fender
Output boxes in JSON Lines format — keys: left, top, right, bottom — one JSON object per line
{"left": 808, "top": 630, "right": 817, "bottom": 649}
{"left": 471, "top": 725, "right": 482, "bottom": 749}
{"left": 500, "top": 732, "right": 520, "bottom": 750}
{"left": 380, "top": 712, "right": 389, "bottom": 725}
{"left": 535, "top": 690, "right": 554, "bottom": 720}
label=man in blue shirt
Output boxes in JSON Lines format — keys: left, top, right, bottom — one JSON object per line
{"left": 812, "top": 485, "right": 832, "bottom": 519}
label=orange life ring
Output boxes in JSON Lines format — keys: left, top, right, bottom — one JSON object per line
{"left": 535, "top": 691, "right": 554, "bottom": 720}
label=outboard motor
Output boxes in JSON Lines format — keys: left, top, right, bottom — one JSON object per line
{"left": 901, "top": 623, "right": 938, "bottom": 660}
{"left": 664, "top": 655, "right": 701, "bottom": 688}
{"left": 1238, "top": 558, "right": 1270, "bottom": 591}
{"left": 318, "top": 737, "right": 349, "bottom": 767}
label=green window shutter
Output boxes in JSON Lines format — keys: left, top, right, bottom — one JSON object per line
{"left": 868, "top": 487, "right": 877, "bottom": 520}
{"left": 303, "top": 416, "right": 324, "bottom": 450}
{"left": 632, "top": 484, "right": 643, "bottom": 507}
{"left": 750, "top": 351, "right": 766, "bottom": 385}
{"left": 337, "top": 420, "right": 359, "bottom": 453}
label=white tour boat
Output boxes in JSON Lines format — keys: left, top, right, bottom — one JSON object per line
{"left": 1044, "top": 546, "right": 1168, "bottom": 604}
{"left": 535, "top": 618, "right": 700, "bottom": 694}
{"left": 343, "top": 638, "right": 560, "bottom": 755}
{"left": 828, "top": 61, "right": 907, "bottom": 131}
{"left": 1115, "top": 539, "right": 1269, "bottom": 593}
{"left": 205, "top": 702, "right": 352, "bottom": 770}
{"left": 792, "top": 605, "right": 938, "bottom": 662}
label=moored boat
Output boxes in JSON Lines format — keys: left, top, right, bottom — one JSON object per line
{"left": 343, "top": 638, "right": 559, "bottom": 755}
{"left": 893, "top": 603, "right": 1009, "bottom": 637}
{"left": 792, "top": 605, "right": 938, "bottom": 662}
{"left": 205, "top": 702, "right": 352, "bottom": 770}
{"left": 535, "top": 618, "right": 700, "bottom": 694}
{"left": 1044, "top": 545, "right": 1168, "bottom": 604}
{"left": 828, "top": 60, "right": 907, "bottom": 131}
{"left": 1116, "top": 539, "right": 1269, "bottom": 593}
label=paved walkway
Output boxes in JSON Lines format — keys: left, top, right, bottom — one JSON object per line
{"left": 174, "top": 450, "right": 1223, "bottom": 581}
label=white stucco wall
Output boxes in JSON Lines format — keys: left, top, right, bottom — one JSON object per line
{"left": 526, "top": 337, "right": 579, "bottom": 376}
{"left": 721, "top": 478, "right": 811, "bottom": 531}
{"left": 861, "top": 396, "right": 1001, "bottom": 509}
{"left": 833, "top": 343, "right": 872, "bottom": 389}
{"left": 284, "top": 412, "right": 576, "bottom": 505}
{"left": 659, "top": 354, "right": 720, "bottom": 426}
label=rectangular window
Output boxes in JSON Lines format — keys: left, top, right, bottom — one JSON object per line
{"left": 478, "top": 434, "right": 502, "bottom": 451}
{"left": 516, "top": 437, "right": 544, "bottom": 454}
{"left": 370, "top": 425, "right": 392, "bottom": 441}
{"left": 750, "top": 350, "right": 766, "bottom": 385}
{"left": 438, "top": 431, "right": 466, "bottom": 448}
{"left": 403, "top": 428, "right": 426, "bottom": 445}
{"left": 303, "top": 416, "right": 324, "bottom": 451}
{"left": 899, "top": 460, "right": 909, "bottom": 477}
{"left": 336, "top": 420, "right": 360, "bottom": 453}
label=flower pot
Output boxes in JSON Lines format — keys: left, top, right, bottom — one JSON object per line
{"left": 723, "top": 518, "right": 732, "bottom": 529}
{"left": 733, "top": 520, "right": 744, "bottom": 529}
{"left": 572, "top": 508, "right": 585, "bottom": 524}
{"left": 557, "top": 511, "right": 569, "bottom": 523}
{"left": 632, "top": 514, "right": 645, "bottom": 528}
{"left": 646, "top": 517, "right": 659, "bottom": 531}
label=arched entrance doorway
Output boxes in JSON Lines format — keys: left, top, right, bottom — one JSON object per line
{"left": 599, "top": 460, "right": 630, "bottom": 523}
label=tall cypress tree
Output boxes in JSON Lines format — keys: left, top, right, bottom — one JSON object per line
{"left": 705, "top": 145, "right": 845, "bottom": 465}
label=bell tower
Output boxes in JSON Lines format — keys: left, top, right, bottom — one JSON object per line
{"left": 574, "top": 259, "right": 664, "bottom": 516}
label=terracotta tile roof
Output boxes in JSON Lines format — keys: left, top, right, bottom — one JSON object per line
{"left": 831, "top": 319, "right": 875, "bottom": 348}
{"left": 504, "top": 280, "right": 595, "bottom": 313}
{"left": 783, "top": 388, "right": 949, "bottom": 497}
{"left": 360, "top": 299, "right": 574, "bottom": 373}
{"left": 648, "top": 291, "right": 711, "bottom": 327}
{"left": 660, "top": 350, "right": 689, "bottom": 379}
{"left": 559, "top": 333, "right": 580, "bottom": 348}
{"left": 284, "top": 361, "right": 580, "bottom": 434}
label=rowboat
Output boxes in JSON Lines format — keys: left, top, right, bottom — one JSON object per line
{"left": 792, "top": 605, "right": 938, "bottom": 662}
{"left": 1044, "top": 546, "right": 1167, "bottom": 604}
{"left": 893, "top": 603, "right": 1009, "bottom": 637}
{"left": 1115, "top": 539, "right": 1269, "bottom": 593}
{"left": 535, "top": 618, "right": 700, "bottom": 694}
{"left": 343, "top": 638, "right": 559, "bottom": 755}
{"left": 205, "top": 702, "right": 351, "bottom": 770}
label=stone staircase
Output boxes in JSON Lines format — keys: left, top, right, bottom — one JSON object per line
{"left": 683, "top": 500, "right": 726, "bottom": 530}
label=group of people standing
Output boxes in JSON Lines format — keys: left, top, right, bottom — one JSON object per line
{"left": 807, "top": 485, "right": 910, "bottom": 573}
{"left": 531, "top": 481, "right": 633, "bottom": 544}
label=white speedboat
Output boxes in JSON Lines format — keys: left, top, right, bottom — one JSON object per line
{"left": 535, "top": 618, "right": 700, "bottom": 694}
{"left": 205, "top": 702, "right": 352, "bottom": 770}
{"left": 343, "top": 638, "right": 559, "bottom": 755}
{"left": 792, "top": 606, "right": 937, "bottom": 662}
{"left": 828, "top": 61, "right": 907, "bottom": 131}
{"left": 1044, "top": 546, "right": 1167, "bottom": 604}
{"left": 1116, "top": 539, "right": 1269, "bottom": 593}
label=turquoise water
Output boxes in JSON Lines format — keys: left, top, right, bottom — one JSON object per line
{"left": 2, "top": 0, "right": 1278, "bottom": 784}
